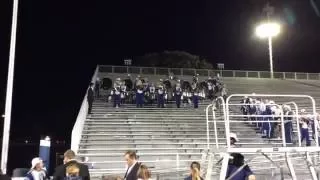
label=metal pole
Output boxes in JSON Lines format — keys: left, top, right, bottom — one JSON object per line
{"left": 1, "top": 0, "right": 19, "bottom": 174}
{"left": 268, "top": 36, "right": 274, "bottom": 79}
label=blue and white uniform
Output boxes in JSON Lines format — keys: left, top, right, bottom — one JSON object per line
{"left": 175, "top": 86, "right": 182, "bottom": 108}
{"left": 300, "top": 112, "right": 311, "bottom": 146}
{"left": 136, "top": 88, "right": 144, "bottom": 108}
{"left": 193, "top": 92, "right": 199, "bottom": 109}
{"left": 157, "top": 87, "right": 165, "bottom": 108}
{"left": 284, "top": 105, "right": 293, "bottom": 143}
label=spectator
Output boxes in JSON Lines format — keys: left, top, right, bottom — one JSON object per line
{"left": 53, "top": 150, "right": 90, "bottom": 180}
{"left": 226, "top": 153, "right": 256, "bottom": 180}
{"left": 94, "top": 78, "right": 101, "bottom": 98}
{"left": 87, "top": 83, "right": 94, "bottom": 114}
{"left": 0, "top": 170, "right": 11, "bottom": 180}
{"left": 230, "top": 133, "right": 239, "bottom": 148}
{"left": 26, "top": 157, "right": 48, "bottom": 180}
{"left": 137, "top": 165, "right": 152, "bottom": 180}
{"left": 102, "top": 175, "right": 122, "bottom": 180}
{"left": 184, "top": 161, "right": 203, "bottom": 180}
{"left": 123, "top": 151, "right": 140, "bottom": 180}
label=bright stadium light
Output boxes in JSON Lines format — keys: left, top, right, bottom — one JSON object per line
{"left": 255, "top": 22, "right": 281, "bottom": 79}
{"left": 256, "top": 22, "right": 280, "bottom": 38}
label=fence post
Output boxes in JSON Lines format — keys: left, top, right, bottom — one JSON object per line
{"left": 154, "top": 67, "right": 157, "bottom": 76}
{"left": 283, "top": 72, "right": 286, "bottom": 79}
{"left": 139, "top": 67, "right": 142, "bottom": 75}
{"left": 246, "top": 71, "right": 249, "bottom": 78}
{"left": 233, "top": 71, "right": 236, "bottom": 77}
{"left": 168, "top": 68, "right": 171, "bottom": 76}
{"left": 126, "top": 66, "right": 129, "bottom": 74}
{"left": 258, "top": 72, "right": 261, "bottom": 78}
{"left": 294, "top": 72, "right": 297, "bottom": 80}
{"left": 307, "top": 73, "right": 309, "bottom": 80}
{"left": 111, "top": 66, "right": 114, "bottom": 73}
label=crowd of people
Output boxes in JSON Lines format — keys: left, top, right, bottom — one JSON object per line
{"left": 240, "top": 96, "right": 320, "bottom": 146}
{"left": 2, "top": 149, "right": 256, "bottom": 180}
{"left": 88, "top": 73, "right": 227, "bottom": 110}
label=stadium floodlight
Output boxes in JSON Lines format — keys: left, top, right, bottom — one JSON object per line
{"left": 256, "top": 22, "right": 280, "bottom": 38}
{"left": 255, "top": 22, "right": 280, "bottom": 79}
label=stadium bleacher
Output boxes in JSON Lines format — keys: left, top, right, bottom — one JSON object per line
{"left": 72, "top": 66, "right": 320, "bottom": 180}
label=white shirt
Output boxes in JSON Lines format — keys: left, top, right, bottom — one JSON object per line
{"left": 30, "top": 170, "right": 46, "bottom": 180}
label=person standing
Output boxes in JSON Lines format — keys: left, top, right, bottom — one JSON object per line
{"left": 87, "top": 83, "right": 94, "bottom": 114}
{"left": 184, "top": 162, "right": 203, "bottom": 180}
{"left": 53, "top": 150, "right": 90, "bottom": 180}
{"left": 94, "top": 78, "right": 101, "bottom": 98}
{"left": 157, "top": 86, "right": 165, "bottom": 108}
{"left": 123, "top": 151, "right": 140, "bottom": 180}
{"left": 26, "top": 157, "right": 48, "bottom": 180}
{"left": 192, "top": 92, "right": 199, "bottom": 109}
{"left": 300, "top": 109, "right": 311, "bottom": 146}
{"left": 174, "top": 83, "right": 182, "bottom": 108}
{"left": 137, "top": 165, "right": 152, "bottom": 180}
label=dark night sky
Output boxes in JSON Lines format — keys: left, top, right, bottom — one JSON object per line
{"left": 0, "top": 0, "right": 320, "bottom": 141}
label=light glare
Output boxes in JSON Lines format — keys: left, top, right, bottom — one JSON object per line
{"left": 256, "top": 22, "right": 280, "bottom": 38}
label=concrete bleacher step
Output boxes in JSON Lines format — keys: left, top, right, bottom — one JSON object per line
{"left": 78, "top": 73, "right": 320, "bottom": 178}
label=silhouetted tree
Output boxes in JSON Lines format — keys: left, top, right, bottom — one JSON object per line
{"left": 136, "top": 51, "right": 213, "bottom": 69}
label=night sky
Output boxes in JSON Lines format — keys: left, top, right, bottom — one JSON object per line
{"left": 0, "top": 0, "right": 319, "bottom": 143}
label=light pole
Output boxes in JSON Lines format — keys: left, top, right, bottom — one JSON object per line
{"left": 1, "top": 0, "right": 19, "bottom": 174}
{"left": 255, "top": 3, "right": 280, "bottom": 79}
{"left": 255, "top": 22, "right": 280, "bottom": 79}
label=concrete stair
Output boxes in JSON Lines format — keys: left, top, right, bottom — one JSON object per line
{"left": 76, "top": 72, "right": 320, "bottom": 179}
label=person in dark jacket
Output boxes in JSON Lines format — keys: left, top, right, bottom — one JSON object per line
{"left": 87, "top": 83, "right": 94, "bottom": 114}
{"left": 226, "top": 153, "right": 256, "bottom": 180}
{"left": 184, "top": 161, "right": 203, "bottom": 180}
{"left": 53, "top": 150, "right": 90, "bottom": 180}
{"left": 123, "top": 151, "right": 140, "bottom": 180}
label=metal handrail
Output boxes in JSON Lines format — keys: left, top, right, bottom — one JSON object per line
{"left": 98, "top": 65, "right": 320, "bottom": 80}
{"left": 225, "top": 94, "right": 318, "bottom": 148}
{"left": 71, "top": 65, "right": 99, "bottom": 153}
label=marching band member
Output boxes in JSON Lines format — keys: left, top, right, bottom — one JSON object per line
{"left": 207, "top": 79, "right": 214, "bottom": 100}
{"left": 262, "top": 100, "right": 272, "bottom": 139}
{"left": 149, "top": 83, "right": 156, "bottom": 105}
{"left": 192, "top": 92, "right": 199, "bottom": 109}
{"left": 136, "top": 86, "right": 144, "bottom": 108}
{"left": 174, "top": 81, "right": 182, "bottom": 108}
{"left": 120, "top": 81, "right": 127, "bottom": 104}
{"left": 113, "top": 87, "right": 121, "bottom": 108}
{"left": 113, "top": 78, "right": 122, "bottom": 108}
{"left": 300, "top": 109, "right": 311, "bottom": 146}
{"left": 283, "top": 105, "right": 293, "bottom": 143}
{"left": 157, "top": 85, "right": 165, "bottom": 108}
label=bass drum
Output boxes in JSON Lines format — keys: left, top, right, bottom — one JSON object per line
{"left": 101, "top": 78, "right": 112, "bottom": 90}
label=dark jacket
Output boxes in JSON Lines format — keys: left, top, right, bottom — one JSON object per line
{"left": 124, "top": 162, "right": 140, "bottom": 180}
{"left": 87, "top": 88, "right": 94, "bottom": 102}
{"left": 53, "top": 160, "right": 90, "bottom": 180}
